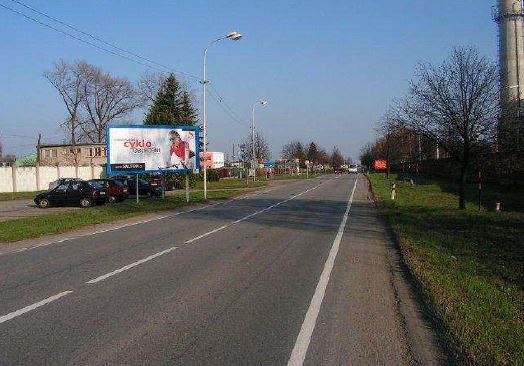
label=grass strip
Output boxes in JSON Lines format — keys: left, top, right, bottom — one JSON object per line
{"left": 368, "top": 173, "right": 524, "bottom": 366}
{"left": 0, "top": 189, "right": 244, "bottom": 243}
{"left": 0, "top": 191, "right": 44, "bottom": 201}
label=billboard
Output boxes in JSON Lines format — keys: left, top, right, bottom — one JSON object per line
{"left": 200, "top": 152, "right": 225, "bottom": 169}
{"left": 374, "top": 160, "right": 388, "bottom": 171}
{"left": 106, "top": 125, "right": 200, "bottom": 175}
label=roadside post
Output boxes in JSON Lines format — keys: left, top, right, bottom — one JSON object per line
{"left": 478, "top": 171, "right": 482, "bottom": 211}
{"left": 136, "top": 174, "right": 139, "bottom": 203}
{"left": 185, "top": 173, "right": 190, "bottom": 203}
{"left": 305, "top": 160, "right": 310, "bottom": 179}
{"left": 391, "top": 183, "right": 396, "bottom": 200}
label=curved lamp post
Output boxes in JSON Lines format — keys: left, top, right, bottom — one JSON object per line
{"left": 202, "top": 31, "right": 242, "bottom": 199}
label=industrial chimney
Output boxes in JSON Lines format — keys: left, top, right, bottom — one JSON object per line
{"left": 496, "top": 0, "right": 524, "bottom": 107}
{"left": 495, "top": 0, "right": 524, "bottom": 148}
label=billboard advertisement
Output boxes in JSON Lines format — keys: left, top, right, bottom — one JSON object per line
{"left": 106, "top": 125, "right": 200, "bottom": 175}
{"left": 374, "top": 160, "right": 388, "bottom": 171}
{"left": 200, "top": 152, "right": 225, "bottom": 169}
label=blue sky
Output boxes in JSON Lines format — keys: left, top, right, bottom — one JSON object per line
{"left": 0, "top": 0, "right": 497, "bottom": 161}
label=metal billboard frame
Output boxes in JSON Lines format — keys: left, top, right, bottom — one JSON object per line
{"left": 106, "top": 125, "right": 201, "bottom": 176}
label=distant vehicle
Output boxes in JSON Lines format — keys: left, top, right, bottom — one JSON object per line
{"left": 113, "top": 176, "right": 161, "bottom": 197}
{"left": 48, "top": 178, "right": 83, "bottom": 190}
{"left": 88, "top": 179, "right": 128, "bottom": 203}
{"left": 348, "top": 164, "right": 359, "bottom": 173}
{"left": 35, "top": 180, "right": 106, "bottom": 208}
{"left": 147, "top": 175, "right": 174, "bottom": 192}
{"left": 334, "top": 168, "right": 345, "bottom": 174}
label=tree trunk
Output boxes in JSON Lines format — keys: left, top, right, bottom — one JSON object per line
{"left": 459, "top": 164, "right": 468, "bottom": 210}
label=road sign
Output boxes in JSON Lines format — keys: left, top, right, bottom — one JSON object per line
{"left": 374, "top": 160, "right": 388, "bottom": 170}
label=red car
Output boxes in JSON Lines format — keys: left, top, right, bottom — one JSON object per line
{"left": 88, "top": 179, "right": 128, "bottom": 203}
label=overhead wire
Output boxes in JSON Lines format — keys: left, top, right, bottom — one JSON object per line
{"left": 1, "top": 0, "right": 250, "bottom": 129}
{"left": 7, "top": 0, "right": 200, "bottom": 80}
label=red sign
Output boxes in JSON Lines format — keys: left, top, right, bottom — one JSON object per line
{"left": 374, "top": 160, "right": 388, "bottom": 170}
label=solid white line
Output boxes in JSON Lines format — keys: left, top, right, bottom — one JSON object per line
{"left": 0, "top": 290, "right": 73, "bottom": 324}
{"left": 86, "top": 246, "right": 179, "bottom": 284}
{"left": 287, "top": 175, "right": 359, "bottom": 366}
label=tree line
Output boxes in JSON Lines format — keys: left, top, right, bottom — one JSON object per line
{"left": 361, "top": 47, "right": 502, "bottom": 209}
{"left": 281, "top": 141, "right": 348, "bottom": 168}
{"left": 44, "top": 60, "right": 199, "bottom": 147}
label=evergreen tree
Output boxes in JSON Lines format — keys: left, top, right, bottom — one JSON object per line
{"left": 144, "top": 74, "right": 183, "bottom": 125}
{"left": 179, "top": 90, "right": 199, "bottom": 125}
{"left": 306, "top": 142, "right": 319, "bottom": 163}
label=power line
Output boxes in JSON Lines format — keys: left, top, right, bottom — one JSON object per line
{"left": 208, "top": 83, "right": 250, "bottom": 126}
{"left": 8, "top": 0, "right": 200, "bottom": 80}
{"left": 1, "top": 1, "right": 251, "bottom": 130}
{"left": 0, "top": 1, "right": 195, "bottom": 78}
{"left": 207, "top": 90, "right": 249, "bottom": 127}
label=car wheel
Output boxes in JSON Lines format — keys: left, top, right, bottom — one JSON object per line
{"left": 38, "top": 198, "right": 50, "bottom": 208}
{"left": 108, "top": 195, "right": 117, "bottom": 203}
{"left": 80, "top": 198, "right": 93, "bottom": 208}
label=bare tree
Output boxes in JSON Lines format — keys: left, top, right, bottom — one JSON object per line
{"left": 281, "top": 141, "right": 306, "bottom": 161}
{"left": 138, "top": 71, "right": 167, "bottom": 108}
{"left": 81, "top": 64, "right": 141, "bottom": 143}
{"left": 240, "top": 132, "right": 271, "bottom": 163}
{"left": 44, "top": 59, "right": 86, "bottom": 163}
{"left": 398, "top": 47, "right": 499, "bottom": 209}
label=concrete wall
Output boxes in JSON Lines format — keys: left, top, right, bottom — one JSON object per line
{"left": 0, "top": 165, "right": 105, "bottom": 193}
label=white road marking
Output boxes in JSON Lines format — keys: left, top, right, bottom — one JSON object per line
{"left": 2, "top": 188, "right": 277, "bottom": 256}
{"left": 86, "top": 246, "right": 179, "bottom": 284}
{"left": 287, "top": 175, "right": 359, "bottom": 366}
{"left": 184, "top": 181, "right": 325, "bottom": 245}
{"left": 0, "top": 290, "right": 73, "bottom": 324}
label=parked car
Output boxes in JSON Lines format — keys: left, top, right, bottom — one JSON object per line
{"left": 147, "top": 175, "right": 174, "bottom": 192}
{"left": 113, "top": 176, "right": 161, "bottom": 197}
{"left": 34, "top": 180, "right": 106, "bottom": 208}
{"left": 48, "top": 178, "right": 84, "bottom": 190}
{"left": 334, "top": 168, "right": 345, "bottom": 174}
{"left": 88, "top": 179, "right": 128, "bottom": 203}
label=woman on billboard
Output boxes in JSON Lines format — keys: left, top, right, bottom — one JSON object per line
{"left": 167, "top": 130, "right": 194, "bottom": 169}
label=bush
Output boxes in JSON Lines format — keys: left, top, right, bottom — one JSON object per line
{"left": 165, "top": 170, "right": 220, "bottom": 189}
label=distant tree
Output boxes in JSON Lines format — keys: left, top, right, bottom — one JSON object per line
{"left": 317, "top": 148, "right": 330, "bottom": 165}
{"left": 144, "top": 74, "right": 184, "bottom": 125}
{"left": 240, "top": 132, "right": 271, "bottom": 163}
{"left": 359, "top": 143, "right": 374, "bottom": 171}
{"left": 399, "top": 47, "right": 499, "bottom": 209}
{"left": 330, "top": 146, "right": 344, "bottom": 168}
{"left": 81, "top": 64, "right": 141, "bottom": 143}
{"left": 138, "top": 71, "right": 167, "bottom": 108}
{"left": 281, "top": 141, "right": 306, "bottom": 163}
{"left": 306, "top": 142, "right": 320, "bottom": 163}
{"left": 44, "top": 59, "right": 87, "bottom": 163}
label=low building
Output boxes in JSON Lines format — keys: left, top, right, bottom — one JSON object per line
{"left": 38, "top": 143, "right": 107, "bottom": 166}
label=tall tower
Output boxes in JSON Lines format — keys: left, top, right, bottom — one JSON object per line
{"left": 495, "top": 0, "right": 524, "bottom": 149}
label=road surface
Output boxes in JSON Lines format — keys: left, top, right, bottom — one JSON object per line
{"left": 0, "top": 174, "right": 446, "bottom": 366}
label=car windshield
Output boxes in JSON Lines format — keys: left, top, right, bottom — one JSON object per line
{"left": 112, "top": 180, "right": 124, "bottom": 187}
{"left": 88, "top": 181, "right": 106, "bottom": 189}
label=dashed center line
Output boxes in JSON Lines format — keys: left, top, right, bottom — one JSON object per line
{"left": 0, "top": 291, "right": 73, "bottom": 324}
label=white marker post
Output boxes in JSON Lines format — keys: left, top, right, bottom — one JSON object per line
{"left": 185, "top": 173, "right": 190, "bottom": 203}
{"left": 135, "top": 174, "right": 140, "bottom": 203}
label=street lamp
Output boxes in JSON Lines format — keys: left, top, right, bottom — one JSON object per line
{"left": 202, "top": 31, "right": 242, "bottom": 200}
{"left": 252, "top": 100, "right": 268, "bottom": 181}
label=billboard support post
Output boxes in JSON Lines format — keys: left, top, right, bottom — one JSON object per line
{"left": 185, "top": 173, "right": 190, "bottom": 203}
{"left": 135, "top": 174, "right": 139, "bottom": 203}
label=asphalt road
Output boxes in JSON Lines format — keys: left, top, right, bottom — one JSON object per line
{"left": 0, "top": 174, "right": 446, "bottom": 366}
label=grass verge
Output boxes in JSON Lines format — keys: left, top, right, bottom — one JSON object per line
{"left": 0, "top": 191, "right": 44, "bottom": 201}
{"left": 0, "top": 189, "right": 245, "bottom": 243}
{"left": 368, "top": 173, "right": 523, "bottom": 366}
{"left": 192, "top": 178, "right": 268, "bottom": 190}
